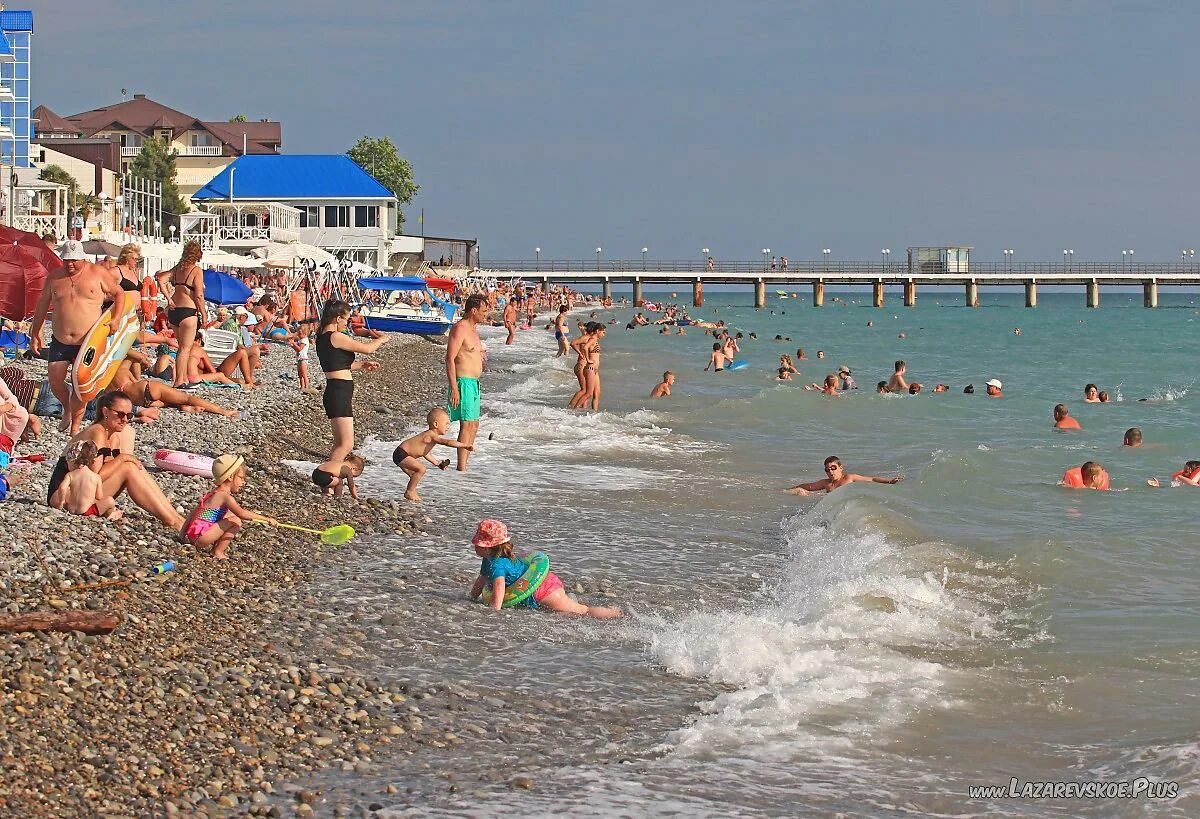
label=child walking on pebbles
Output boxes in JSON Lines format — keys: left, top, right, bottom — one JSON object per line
{"left": 467, "top": 519, "right": 623, "bottom": 619}
{"left": 392, "top": 408, "right": 474, "bottom": 501}
{"left": 49, "top": 440, "right": 121, "bottom": 520}
{"left": 180, "top": 454, "right": 275, "bottom": 559}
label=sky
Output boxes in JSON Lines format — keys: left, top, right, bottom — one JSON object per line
{"left": 37, "top": 1, "right": 1200, "bottom": 262}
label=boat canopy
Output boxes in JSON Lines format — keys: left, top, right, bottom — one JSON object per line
{"left": 357, "top": 276, "right": 429, "bottom": 291}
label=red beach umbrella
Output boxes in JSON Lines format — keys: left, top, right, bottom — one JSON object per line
{"left": 0, "top": 224, "right": 63, "bottom": 272}
{"left": 0, "top": 243, "right": 50, "bottom": 320}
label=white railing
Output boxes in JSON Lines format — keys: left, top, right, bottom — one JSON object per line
{"left": 0, "top": 84, "right": 13, "bottom": 101}
{"left": 215, "top": 224, "right": 301, "bottom": 243}
{"left": 12, "top": 214, "right": 66, "bottom": 237}
{"left": 121, "top": 146, "right": 142, "bottom": 156}
{"left": 178, "top": 145, "right": 222, "bottom": 156}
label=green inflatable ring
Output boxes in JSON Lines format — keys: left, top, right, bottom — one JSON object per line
{"left": 482, "top": 552, "right": 550, "bottom": 608}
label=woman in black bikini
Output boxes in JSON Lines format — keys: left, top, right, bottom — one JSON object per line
{"left": 166, "top": 241, "right": 206, "bottom": 389}
{"left": 312, "top": 300, "right": 388, "bottom": 490}
{"left": 47, "top": 391, "right": 183, "bottom": 529}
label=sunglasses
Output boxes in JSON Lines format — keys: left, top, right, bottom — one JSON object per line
{"left": 109, "top": 409, "right": 132, "bottom": 421}
{"left": 825, "top": 464, "right": 842, "bottom": 473}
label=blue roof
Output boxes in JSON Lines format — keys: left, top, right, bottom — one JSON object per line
{"left": 193, "top": 155, "right": 394, "bottom": 201}
{"left": 0, "top": 11, "right": 33, "bottom": 32}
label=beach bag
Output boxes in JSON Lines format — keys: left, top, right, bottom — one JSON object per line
{"left": 33, "top": 380, "right": 62, "bottom": 418}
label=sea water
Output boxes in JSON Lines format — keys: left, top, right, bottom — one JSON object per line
{"left": 332, "top": 290, "right": 1200, "bottom": 816}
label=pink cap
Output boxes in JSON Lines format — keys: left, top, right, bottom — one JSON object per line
{"left": 471, "top": 518, "right": 511, "bottom": 549}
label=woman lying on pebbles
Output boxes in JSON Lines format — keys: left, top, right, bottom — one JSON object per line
{"left": 107, "top": 360, "right": 240, "bottom": 419}
{"left": 46, "top": 390, "right": 184, "bottom": 530}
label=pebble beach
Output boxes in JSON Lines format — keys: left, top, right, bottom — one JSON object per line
{"left": 0, "top": 336, "right": 484, "bottom": 815}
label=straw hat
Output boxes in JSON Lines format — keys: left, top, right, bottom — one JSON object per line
{"left": 211, "top": 453, "right": 245, "bottom": 484}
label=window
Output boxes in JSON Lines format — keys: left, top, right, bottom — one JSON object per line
{"left": 354, "top": 206, "right": 377, "bottom": 228}
{"left": 324, "top": 206, "right": 349, "bottom": 227}
{"left": 121, "top": 133, "right": 143, "bottom": 149}
{"left": 190, "top": 132, "right": 218, "bottom": 147}
{"left": 298, "top": 206, "right": 319, "bottom": 227}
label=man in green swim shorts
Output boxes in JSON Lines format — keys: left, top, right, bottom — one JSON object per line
{"left": 446, "top": 294, "right": 489, "bottom": 471}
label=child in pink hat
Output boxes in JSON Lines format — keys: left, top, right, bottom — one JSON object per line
{"left": 468, "top": 518, "right": 622, "bottom": 619}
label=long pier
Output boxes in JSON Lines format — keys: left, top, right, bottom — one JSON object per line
{"left": 480, "top": 260, "right": 1200, "bottom": 308}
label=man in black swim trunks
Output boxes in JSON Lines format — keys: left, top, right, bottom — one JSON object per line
{"left": 29, "top": 240, "right": 124, "bottom": 433}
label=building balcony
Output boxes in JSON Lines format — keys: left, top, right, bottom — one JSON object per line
{"left": 177, "top": 145, "right": 222, "bottom": 157}
{"left": 0, "top": 83, "right": 13, "bottom": 102}
{"left": 121, "top": 146, "right": 142, "bottom": 156}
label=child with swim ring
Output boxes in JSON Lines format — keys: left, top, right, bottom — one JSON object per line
{"left": 467, "top": 519, "right": 623, "bottom": 619}
{"left": 180, "top": 454, "right": 275, "bottom": 559}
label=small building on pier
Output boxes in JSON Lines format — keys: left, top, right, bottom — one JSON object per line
{"left": 907, "top": 246, "right": 971, "bottom": 275}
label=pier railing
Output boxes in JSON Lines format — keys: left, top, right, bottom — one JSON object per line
{"left": 481, "top": 259, "right": 1200, "bottom": 277}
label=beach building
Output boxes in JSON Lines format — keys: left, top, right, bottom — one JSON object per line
{"left": 190, "top": 155, "right": 397, "bottom": 268}
{"left": 31, "top": 94, "right": 281, "bottom": 201}
{"left": 0, "top": 9, "right": 33, "bottom": 170}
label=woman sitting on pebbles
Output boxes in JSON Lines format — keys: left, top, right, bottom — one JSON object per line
{"left": 47, "top": 391, "right": 184, "bottom": 530}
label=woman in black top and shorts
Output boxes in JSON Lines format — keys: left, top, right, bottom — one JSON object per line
{"left": 166, "top": 241, "right": 206, "bottom": 389}
{"left": 312, "top": 299, "right": 388, "bottom": 490}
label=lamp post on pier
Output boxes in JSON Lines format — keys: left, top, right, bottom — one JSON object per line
{"left": 1126, "top": 249, "right": 1134, "bottom": 272}
{"left": 535, "top": 247, "right": 540, "bottom": 270}
{"left": 595, "top": 247, "right": 602, "bottom": 271}
{"left": 641, "top": 247, "right": 648, "bottom": 271}
{"left": 1063, "top": 249, "right": 1074, "bottom": 272}
{"left": 1003, "top": 248, "right": 1014, "bottom": 272}
{"left": 822, "top": 248, "right": 831, "bottom": 274}
{"left": 1181, "top": 249, "right": 1195, "bottom": 265}
{"left": 701, "top": 248, "right": 710, "bottom": 273}
{"left": 762, "top": 248, "right": 770, "bottom": 272}
{"left": 881, "top": 248, "right": 890, "bottom": 274}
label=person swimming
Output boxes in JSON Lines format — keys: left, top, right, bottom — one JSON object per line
{"left": 786, "top": 455, "right": 902, "bottom": 495}
{"left": 1123, "top": 427, "right": 1142, "bottom": 447}
{"left": 1054, "top": 404, "right": 1081, "bottom": 430}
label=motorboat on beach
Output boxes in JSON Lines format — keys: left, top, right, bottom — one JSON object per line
{"left": 355, "top": 276, "right": 458, "bottom": 335}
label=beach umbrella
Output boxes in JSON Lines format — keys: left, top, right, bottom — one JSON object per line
{"left": 0, "top": 243, "right": 50, "bottom": 320}
{"left": 202, "top": 268, "right": 252, "bottom": 306}
{"left": 0, "top": 224, "right": 63, "bottom": 272}
{"left": 81, "top": 239, "right": 123, "bottom": 257}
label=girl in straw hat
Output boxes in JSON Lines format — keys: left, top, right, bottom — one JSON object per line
{"left": 180, "top": 453, "right": 275, "bottom": 559}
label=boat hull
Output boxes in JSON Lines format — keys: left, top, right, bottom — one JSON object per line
{"left": 363, "top": 315, "right": 451, "bottom": 335}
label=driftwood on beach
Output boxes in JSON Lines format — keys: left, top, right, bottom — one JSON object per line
{"left": 0, "top": 611, "right": 120, "bottom": 635}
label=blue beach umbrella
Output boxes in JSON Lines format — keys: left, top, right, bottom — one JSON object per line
{"left": 203, "top": 268, "right": 252, "bottom": 306}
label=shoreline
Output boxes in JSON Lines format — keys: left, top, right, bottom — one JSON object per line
{"left": 0, "top": 336, "right": 460, "bottom": 814}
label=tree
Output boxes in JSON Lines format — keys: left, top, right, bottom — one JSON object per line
{"left": 347, "top": 136, "right": 418, "bottom": 230}
{"left": 229, "top": 114, "right": 248, "bottom": 122}
{"left": 127, "top": 136, "right": 187, "bottom": 234}
{"left": 38, "top": 164, "right": 79, "bottom": 207}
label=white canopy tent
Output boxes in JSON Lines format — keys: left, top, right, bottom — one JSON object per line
{"left": 249, "top": 241, "right": 338, "bottom": 268}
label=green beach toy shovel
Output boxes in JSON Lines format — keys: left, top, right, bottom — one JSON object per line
{"left": 253, "top": 519, "right": 357, "bottom": 546}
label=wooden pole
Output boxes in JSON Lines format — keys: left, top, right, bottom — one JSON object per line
{"left": 0, "top": 611, "right": 120, "bottom": 635}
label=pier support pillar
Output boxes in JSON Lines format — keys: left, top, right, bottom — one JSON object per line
{"left": 1025, "top": 281, "right": 1037, "bottom": 307}
{"left": 872, "top": 280, "right": 884, "bottom": 308}
{"left": 1143, "top": 279, "right": 1158, "bottom": 308}
{"left": 602, "top": 279, "right": 612, "bottom": 300}
{"left": 903, "top": 279, "right": 916, "bottom": 307}
{"left": 813, "top": 280, "right": 825, "bottom": 307}
{"left": 693, "top": 279, "right": 704, "bottom": 308}
{"left": 1086, "top": 279, "right": 1099, "bottom": 309}
{"left": 754, "top": 279, "right": 766, "bottom": 309}
{"left": 965, "top": 280, "right": 979, "bottom": 308}
{"left": 633, "top": 278, "right": 644, "bottom": 307}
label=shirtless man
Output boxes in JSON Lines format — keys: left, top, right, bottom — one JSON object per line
{"left": 650, "top": 371, "right": 675, "bottom": 398}
{"left": 446, "top": 293, "right": 488, "bottom": 471}
{"left": 705, "top": 342, "right": 728, "bottom": 372}
{"left": 29, "top": 240, "right": 124, "bottom": 433}
{"left": 1053, "top": 403, "right": 1081, "bottom": 430}
{"left": 722, "top": 334, "right": 739, "bottom": 362}
{"left": 787, "top": 455, "right": 902, "bottom": 495}
{"left": 885, "top": 360, "right": 909, "bottom": 393}
{"left": 553, "top": 305, "right": 570, "bottom": 357}
{"left": 502, "top": 297, "right": 518, "bottom": 345}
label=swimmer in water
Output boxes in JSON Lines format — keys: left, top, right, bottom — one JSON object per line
{"left": 1083, "top": 383, "right": 1100, "bottom": 403}
{"left": 1014, "top": 327, "right": 1021, "bottom": 336}
{"left": 804, "top": 374, "right": 840, "bottom": 395}
{"left": 786, "top": 455, "right": 902, "bottom": 495}
{"left": 1053, "top": 403, "right": 1081, "bottom": 430}
{"left": 886, "top": 360, "right": 909, "bottom": 393}
{"left": 816, "top": 350, "right": 825, "bottom": 360}
{"left": 777, "top": 367, "right": 793, "bottom": 382}
{"left": 650, "top": 371, "right": 675, "bottom": 398}
{"left": 908, "top": 382, "right": 923, "bottom": 395}
{"left": 1147, "top": 460, "right": 1200, "bottom": 488}
{"left": 1058, "top": 461, "right": 1111, "bottom": 490}
{"left": 1123, "top": 427, "right": 1142, "bottom": 447}
{"left": 933, "top": 383, "right": 949, "bottom": 393}
{"left": 985, "top": 379, "right": 1003, "bottom": 397}
{"left": 796, "top": 348, "right": 808, "bottom": 360}
{"left": 876, "top": 381, "right": 889, "bottom": 394}
{"left": 705, "top": 342, "right": 728, "bottom": 372}
{"left": 1098, "top": 390, "right": 1111, "bottom": 403}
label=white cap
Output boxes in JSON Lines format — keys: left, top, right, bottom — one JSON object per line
{"left": 986, "top": 379, "right": 1002, "bottom": 389}
{"left": 60, "top": 240, "right": 88, "bottom": 261}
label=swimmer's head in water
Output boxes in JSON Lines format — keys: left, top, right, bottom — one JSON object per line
{"left": 1098, "top": 391, "right": 1110, "bottom": 402}
{"left": 1085, "top": 383, "right": 1099, "bottom": 398}
{"left": 1054, "top": 403, "right": 1069, "bottom": 420}
{"left": 1124, "top": 427, "right": 1142, "bottom": 446}
{"left": 909, "top": 383, "right": 922, "bottom": 394}
{"left": 823, "top": 456, "right": 843, "bottom": 474}
{"left": 894, "top": 360, "right": 906, "bottom": 373}
{"left": 1081, "top": 461, "right": 1105, "bottom": 483}
{"left": 876, "top": 381, "right": 888, "bottom": 393}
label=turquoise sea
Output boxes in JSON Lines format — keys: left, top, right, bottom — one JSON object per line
{"left": 340, "top": 289, "right": 1200, "bottom": 816}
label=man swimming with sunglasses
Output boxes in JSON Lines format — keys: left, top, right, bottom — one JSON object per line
{"left": 786, "top": 455, "right": 903, "bottom": 496}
